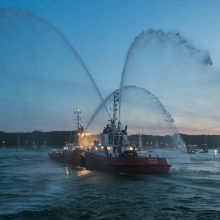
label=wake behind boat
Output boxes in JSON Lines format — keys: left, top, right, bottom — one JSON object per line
{"left": 49, "top": 108, "right": 85, "bottom": 166}
{"left": 84, "top": 92, "right": 171, "bottom": 174}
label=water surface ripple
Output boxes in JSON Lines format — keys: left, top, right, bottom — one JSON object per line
{"left": 0, "top": 148, "right": 220, "bottom": 219}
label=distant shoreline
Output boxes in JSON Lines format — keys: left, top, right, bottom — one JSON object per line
{"left": 0, "top": 131, "right": 219, "bottom": 149}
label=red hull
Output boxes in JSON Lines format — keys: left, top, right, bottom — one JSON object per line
{"left": 49, "top": 148, "right": 84, "bottom": 166}
{"left": 84, "top": 151, "right": 171, "bottom": 174}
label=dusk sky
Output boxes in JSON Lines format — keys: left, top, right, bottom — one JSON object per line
{"left": 0, "top": 0, "right": 220, "bottom": 134}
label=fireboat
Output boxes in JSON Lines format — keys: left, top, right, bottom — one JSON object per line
{"left": 49, "top": 108, "right": 85, "bottom": 166}
{"left": 84, "top": 92, "right": 171, "bottom": 174}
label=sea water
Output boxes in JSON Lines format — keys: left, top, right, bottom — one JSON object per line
{"left": 0, "top": 148, "right": 220, "bottom": 219}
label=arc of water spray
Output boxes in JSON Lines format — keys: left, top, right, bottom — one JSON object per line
{"left": 87, "top": 85, "right": 186, "bottom": 149}
{"left": 119, "top": 29, "right": 213, "bottom": 122}
{"left": 119, "top": 31, "right": 146, "bottom": 121}
{"left": 86, "top": 88, "right": 116, "bottom": 130}
{"left": 1, "top": 8, "right": 111, "bottom": 120}
{"left": 129, "top": 85, "right": 184, "bottom": 147}
{"left": 86, "top": 85, "right": 182, "bottom": 141}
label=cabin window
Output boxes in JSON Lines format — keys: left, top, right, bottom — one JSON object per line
{"left": 113, "top": 147, "right": 117, "bottom": 153}
{"left": 109, "top": 134, "right": 113, "bottom": 145}
{"left": 120, "top": 135, "right": 123, "bottom": 145}
{"left": 113, "top": 134, "right": 123, "bottom": 145}
{"left": 118, "top": 146, "right": 121, "bottom": 153}
{"left": 114, "top": 135, "right": 119, "bottom": 145}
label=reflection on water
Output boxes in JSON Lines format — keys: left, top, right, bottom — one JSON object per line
{"left": 65, "top": 166, "right": 91, "bottom": 177}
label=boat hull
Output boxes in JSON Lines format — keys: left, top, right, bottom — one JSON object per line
{"left": 49, "top": 148, "right": 84, "bottom": 166}
{"left": 84, "top": 152, "right": 171, "bottom": 174}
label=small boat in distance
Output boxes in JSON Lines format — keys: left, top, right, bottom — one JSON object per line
{"left": 214, "top": 148, "right": 220, "bottom": 154}
{"left": 187, "top": 147, "right": 196, "bottom": 154}
{"left": 49, "top": 108, "right": 85, "bottom": 166}
{"left": 84, "top": 92, "right": 171, "bottom": 174}
{"left": 200, "top": 148, "right": 208, "bottom": 153}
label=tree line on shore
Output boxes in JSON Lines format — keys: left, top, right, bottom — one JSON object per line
{"left": 1, "top": 131, "right": 220, "bottom": 149}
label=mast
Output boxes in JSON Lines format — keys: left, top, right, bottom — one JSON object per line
{"left": 74, "top": 107, "right": 82, "bottom": 131}
{"left": 102, "top": 91, "right": 128, "bottom": 149}
{"left": 73, "top": 108, "right": 84, "bottom": 146}
{"left": 111, "top": 91, "right": 119, "bottom": 128}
